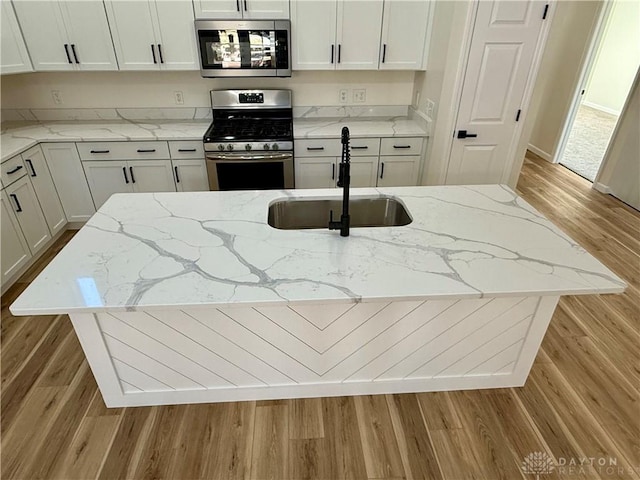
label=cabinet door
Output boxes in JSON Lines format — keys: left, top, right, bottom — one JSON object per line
{"left": 336, "top": 0, "right": 383, "bottom": 70}
{"left": 295, "top": 157, "right": 337, "bottom": 189}
{"left": 12, "top": 1, "right": 74, "bottom": 71}
{"left": 291, "top": 0, "right": 337, "bottom": 70}
{"left": 379, "top": 0, "right": 429, "bottom": 70}
{"left": 193, "top": 0, "right": 242, "bottom": 19}
{"left": 377, "top": 156, "right": 420, "bottom": 187}
{"left": 83, "top": 161, "right": 133, "bottom": 209}
{"left": 21, "top": 146, "right": 66, "bottom": 236}
{"left": 105, "top": 0, "right": 159, "bottom": 71}
{"left": 244, "top": 0, "right": 289, "bottom": 19}
{"left": 42, "top": 143, "right": 96, "bottom": 222}
{"left": 60, "top": 0, "right": 118, "bottom": 71}
{"left": 153, "top": 1, "right": 199, "bottom": 70}
{"left": 172, "top": 159, "right": 209, "bottom": 192}
{"left": 0, "top": 190, "right": 31, "bottom": 285}
{"left": 1, "top": 1, "right": 32, "bottom": 74}
{"left": 350, "top": 156, "right": 379, "bottom": 188}
{"left": 128, "top": 160, "right": 176, "bottom": 193}
{"left": 5, "top": 176, "right": 51, "bottom": 254}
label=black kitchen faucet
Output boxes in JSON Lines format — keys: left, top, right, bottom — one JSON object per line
{"left": 329, "top": 126, "right": 351, "bottom": 237}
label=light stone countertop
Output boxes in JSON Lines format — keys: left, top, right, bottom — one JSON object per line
{"left": 0, "top": 117, "right": 428, "bottom": 163}
{"left": 10, "top": 185, "right": 626, "bottom": 316}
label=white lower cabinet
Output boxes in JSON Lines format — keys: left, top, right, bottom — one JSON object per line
{"left": 350, "top": 156, "right": 379, "bottom": 187}
{"left": 0, "top": 190, "right": 31, "bottom": 284}
{"left": 3, "top": 176, "right": 51, "bottom": 255}
{"left": 377, "top": 155, "right": 421, "bottom": 187}
{"left": 21, "top": 145, "right": 66, "bottom": 236}
{"left": 41, "top": 143, "right": 96, "bottom": 223}
{"left": 172, "top": 159, "right": 209, "bottom": 192}
{"left": 295, "top": 157, "right": 337, "bottom": 189}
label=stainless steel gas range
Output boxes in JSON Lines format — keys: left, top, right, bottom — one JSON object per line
{"left": 203, "top": 89, "right": 294, "bottom": 191}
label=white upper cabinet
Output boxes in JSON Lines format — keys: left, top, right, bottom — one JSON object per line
{"left": 194, "top": 0, "right": 289, "bottom": 19}
{"left": 106, "top": 1, "right": 198, "bottom": 71}
{"left": 292, "top": 0, "right": 383, "bottom": 70}
{"left": 336, "top": 0, "right": 383, "bottom": 70}
{"left": 0, "top": 1, "right": 32, "bottom": 75}
{"left": 379, "top": 0, "right": 430, "bottom": 70}
{"left": 12, "top": 0, "right": 118, "bottom": 71}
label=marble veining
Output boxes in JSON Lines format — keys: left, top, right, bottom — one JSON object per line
{"left": 10, "top": 185, "right": 625, "bottom": 315}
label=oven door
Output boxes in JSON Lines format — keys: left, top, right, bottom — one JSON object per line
{"left": 206, "top": 152, "right": 294, "bottom": 190}
{"left": 196, "top": 20, "right": 291, "bottom": 77}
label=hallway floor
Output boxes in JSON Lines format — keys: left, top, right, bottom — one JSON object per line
{"left": 560, "top": 104, "right": 618, "bottom": 181}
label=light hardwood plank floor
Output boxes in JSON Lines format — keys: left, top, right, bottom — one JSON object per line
{"left": 2, "top": 155, "right": 639, "bottom": 479}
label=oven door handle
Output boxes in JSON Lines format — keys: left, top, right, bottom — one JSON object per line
{"left": 206, "top": 153, "right": 293, "bottom": 161}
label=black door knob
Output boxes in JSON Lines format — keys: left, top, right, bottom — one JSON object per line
{"left": 457, "top": 130, "right": 478, "bottom": 139}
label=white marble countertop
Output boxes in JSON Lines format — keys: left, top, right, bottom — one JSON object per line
{"left": 10, "top": 185, "right": 625, "bottom": 315}
{"left": 0, "top": 117, "right": 428, "bottom": 163}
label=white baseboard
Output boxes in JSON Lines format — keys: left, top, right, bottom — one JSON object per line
{"left": 593, "top": 182, "right": 612, "bottom": 194}
{"left": 582, "top": 101, "right": 621, "bottom": 117}
{"left": 527, "top": 144, "right": 552, "bottom": 162}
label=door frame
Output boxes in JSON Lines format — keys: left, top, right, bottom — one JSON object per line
{"left": 551, "top": 0, "right": 613, "bottom": 165}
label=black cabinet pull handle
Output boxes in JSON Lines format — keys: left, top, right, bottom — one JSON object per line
{"left": 338, "top": 44, "right": 341, "bottom": 63}
{"left": 129, "top": 166, "right": 136, "bottom": 183}
{"left": 380, "top": 162, "right": 385, "bottom": 179}
{"left": 330, "top": 44, "right": 334, "bottom": 64}
{"left": 243, "top": 0, "right": 247, "bottom": 10}
{"left": 151, "top": 44, "right": 157, "bottom": 64}
{"left": 351, "top": 146, "right": 368, "bottom": 150}
{"left": 235, "top": 0, "right": 240, "bottom": 11}
{"left": 174, "top": 166, "right": 180, "bottom": 183}
{"left": 382, "top": 44, "right": 387, "bottom": 63}
{"left": 306, "top": 147, "right": 324, "bottom": 151}
{"left": 90, "top": 150, "right": 110, "bottom": 154}
{"left": 25, "top": 159, "right": 36, "bottom": 176}
{"left": 9, "top": 194, "right": 22, "bottom": 212}
{"left": 331, "top": 163, "right": 335, "bottom": 180}
{"left": 178, "top": 148, "right": 197, "bottom": 152}
{"left": 71, "top": 44, "right": 79, "bottom": 63}
{"left": 157, "top": 44, "right": 164, "bottom": 64}
{"left": 122, "top": 167, "right": 129, "bottom": 184}
{"left": 393, "top": 145, "right": 411, "bottom": 149}
{"left": 457, "top": 130, "right": 478, "bottom": 139}
{"left": 137, "top": 149, "right": 156, "bottom": 153}
{"left": 6, "top": 165, "right": 23, "bottom": 175}
{"left": 64, "top": 44, "right": 72, "bottom": 64}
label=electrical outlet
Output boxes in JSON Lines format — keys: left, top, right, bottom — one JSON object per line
{"left": 353, "top": 89, "right": 366, "bottom": 103}
{"left": 339, "top": 89, "right": 349, "bottom": 103}
{"left": 174, "top": 91, "right": 184, "bottom": 105}
{"left": 51, "top": 90, "right": 63, "bottom": 105}
{"left": 425, "top": 99, "right": 435, "bottom": 118}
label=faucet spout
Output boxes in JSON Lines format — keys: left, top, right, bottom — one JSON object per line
{"left": 328, "top": 126, "right": 351, "bottom": 236}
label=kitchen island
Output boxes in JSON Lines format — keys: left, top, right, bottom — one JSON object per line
{"left": 10, "top": 186, "right": 625, "bottom": 407}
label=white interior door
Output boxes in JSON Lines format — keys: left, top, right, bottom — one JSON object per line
{"left": 153, "top": 1, "right": 199, "bottom": 70}
{"left": 336, "top": 0, "right": 383, "bottom": 70}
{"left": 446, "top": 0, "right": 547, "bottom": 185}
{"left": 291, "top": 0, "right": 337, "bottom": 70}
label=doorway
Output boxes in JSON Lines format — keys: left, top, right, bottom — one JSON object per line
{"left": 557, "top": 0, "right": 640, "bottom": 182}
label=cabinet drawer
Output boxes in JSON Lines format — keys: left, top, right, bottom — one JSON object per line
{"left": 77, "top": 141, "right": 170, "bottom": 161}
{"left": 350, "top": 138, "right": 380, "bottom": 156}
{"left": 1, "top": 155, "right": 27, "bottom": 188}
{"left": 168, "top": 141, "right": 204, "bottom": 159}
{"left": 295, "top": 138, "right": 341, "bottom": 157}
{"left": 380, "top": 137, "right": 423, "bottom": 156}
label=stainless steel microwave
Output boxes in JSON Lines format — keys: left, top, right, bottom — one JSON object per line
{"left": 195, "top": 20, "right": 291, "bottom": 77}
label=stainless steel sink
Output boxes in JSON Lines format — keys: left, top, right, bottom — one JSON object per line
{"left": 268, "top": 196, "right": 412, "bottom": 230}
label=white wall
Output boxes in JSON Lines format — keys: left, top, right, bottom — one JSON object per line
{"left": 0, "top": 70, "right": 415, "bottom": 109}
{"left": 583, "top": 0, "right": 640, "bottom": 116}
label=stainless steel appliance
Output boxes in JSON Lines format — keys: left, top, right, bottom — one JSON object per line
{"left": 203, "top": 89, "right": 294, "bottom": 191}
{"left": 196, "top": 20, "right": 291, "bottom": 77}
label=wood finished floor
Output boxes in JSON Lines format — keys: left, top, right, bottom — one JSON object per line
{"left": 1, "top": 155, "right": 639, "bottom": 480}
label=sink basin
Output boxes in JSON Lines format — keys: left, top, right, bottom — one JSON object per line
{"left": 268, "top": 196, "right": 412, "bottom": 230}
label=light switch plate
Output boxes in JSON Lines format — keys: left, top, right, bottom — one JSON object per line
{"left": 425, "top": 99, "right": 435, "bottom": 118}
{"left": 51, "top": 90, "right": 63, "bottom": 105}
{"left": 174, "top": 91, "right": 184, "bottom": 105}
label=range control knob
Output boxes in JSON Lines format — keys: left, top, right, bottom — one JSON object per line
{"left": 263, "top": 143, "right": 270, "bottom": 150}
{"left": 245, "top": 144, "right": 252, "bottom": 151}
{"left": 272, "top": 143, "right": 279, "bottom": 151}
{"left": 217, "top": 144, "right": 225, "bottom": 151}
{"left": 227, "top": 144, "right": 234, "bottom": 151}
